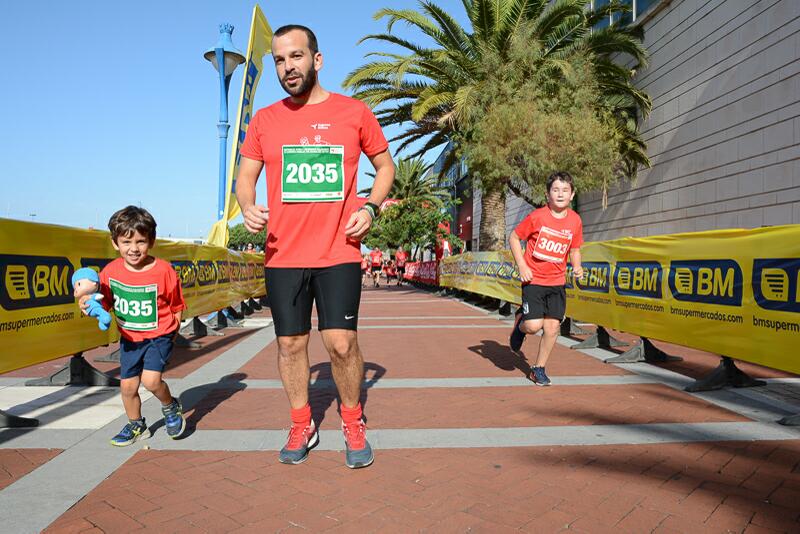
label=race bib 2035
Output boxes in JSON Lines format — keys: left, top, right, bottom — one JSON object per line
{"left": 281, "top": 145, "right": 345, "bottom": 202}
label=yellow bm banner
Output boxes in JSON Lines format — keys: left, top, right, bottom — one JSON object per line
{"left": 0, "top": 219, "right": 265, "bottom": 374}
{"left": 441, "top": 225, "right": 800, "bottom": 375}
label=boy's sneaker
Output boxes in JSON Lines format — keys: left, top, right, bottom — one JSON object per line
{"left": 161, "top": 398, "right": 186, "bottom": 439}
{"left": 279, "top": 420, "right": 318, "bottom": 465}
{"left": 531, "top": 366, "right": 552, "bottom": 386}
{"left": 342, "top": 419, "right": 373, "bottom": 469}
{"left": 510, "top": 312, "right": 525, "bottom": 352}
{"left": 110, "top": 419, "right": 150, "bottom": 447}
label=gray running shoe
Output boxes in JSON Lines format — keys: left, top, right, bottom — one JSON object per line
{"left": 342, "top": 419, "right": 373, "bottom": 469}
{"left": 279, "top": 420, "right": 318, "bottom": 465}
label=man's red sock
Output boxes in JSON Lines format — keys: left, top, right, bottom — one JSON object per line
{"left": 290, "top": 403, "right": 312, "bottom": 427}
{"left": 340, "top": 402, "right": 363, "bottom": 424}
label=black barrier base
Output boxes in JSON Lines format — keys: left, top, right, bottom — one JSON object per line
{"left": 175, "top": 334, "right": 202, "bottom": 349}
{"left": 498, "top": 301, "right": 512, "bottom": 317}
{"left": 778, "top": 413, "right": 800, "bottom": 426}
{"left": 0, "top": 409, "right": 39, "bottom": 429}
{"left": 684, "top": 357, "right": 767, "bottom": 392}
{"left": 604, "top": 337, "right": 684, "bottom": 364}
{"left": 248, "top": 298, "right": 263, "bottom": 311}
{"left": 226, "top": 306, "right": 245, "bottom": 320}
{"left": 26, "top": 355, "right": 120, "bottom": 387}
{"left": 181, "top": 317, "right": 223, "bottom": 338}
{"left": 94, "top": 348, "right": 121, "bottom": 363}
{"left": 259, "top": 295, "right": 270, "bottom": 308}
{"left": 240, "top": 300, "right": 254, "bottom": 317}
{"left": 571, "top": 326, "right": 627, "bottom": 350}
{"left": 560, "top": 318, "right": 591, "bottom": 338}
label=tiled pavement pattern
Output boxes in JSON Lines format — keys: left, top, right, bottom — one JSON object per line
{"left": 0, "top": 287, "right": 798, "bottom": 533}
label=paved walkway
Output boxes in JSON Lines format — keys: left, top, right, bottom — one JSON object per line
{"left": 1, "top": 286, "right": 799, "bottom": 533}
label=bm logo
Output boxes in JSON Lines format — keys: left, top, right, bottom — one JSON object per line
{"left": 752, "top": 258, "right": 800, "bottom": 313}
{"left": 0, "top": 255, "right": 74, "bottom": 310}
{"left": 668, "top": 260, "right": 742, "bottom": 306}
{"left": 613, "top": 262, "right": 663, "bottom": 298}
{"left": 574, "top": 262, "right": 610, "bottom": 293}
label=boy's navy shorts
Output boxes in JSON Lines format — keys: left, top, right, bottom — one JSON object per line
{"left": 119, "top": 333, "right": 175, "bottom": 379}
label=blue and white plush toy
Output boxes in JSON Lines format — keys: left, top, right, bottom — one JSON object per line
{"left": 72, "top": 268, "right": 112, "bottom": 331}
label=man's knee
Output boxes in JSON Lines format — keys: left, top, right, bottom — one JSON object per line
{"left": 325, "top": 333, "right": 357, "bottom": 360}
{"left": 277, "top": 336, "right": 307, "bottom": 359}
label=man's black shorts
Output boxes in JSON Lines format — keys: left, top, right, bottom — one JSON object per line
{"left": 520, "top": 284, "right": 566, "bottom": 321}
{"left": 371, "top": 265, "right": 382, "bottom": 273}
{"left": 265, "top": 262, "right": 361, "bottom": 337}
{"left": 396, "top": 266, "right": 405, "bottom": 276}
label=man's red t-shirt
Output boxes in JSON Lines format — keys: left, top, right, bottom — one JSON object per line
{"left": 514, "top": 207, "right": 583, "bottom": 286}
{"left": 240, "top": 93, "right": 389, "bottom": 268}
{"left": 395, "top": 250, "right": 408, "bottom": 267}
{"left": 369, "top": 250, "right": 383, "bottom": 266}
{"left": 100, "top": 258, "right": 185, "bottom": 342}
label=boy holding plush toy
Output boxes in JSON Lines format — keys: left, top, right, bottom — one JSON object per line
{"left": 78, "top": 206, "right": 186, "bottom": 446}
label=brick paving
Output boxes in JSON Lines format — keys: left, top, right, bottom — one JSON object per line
{"left": 0, "top": 449, "right": 61, "bottom": 490}
{"left": 2, "top": 286, "right": 799, "bottom": 532}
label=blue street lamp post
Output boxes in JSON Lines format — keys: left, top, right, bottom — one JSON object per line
{"left": 204, "top": 24, "right": 245, "bottom": 221}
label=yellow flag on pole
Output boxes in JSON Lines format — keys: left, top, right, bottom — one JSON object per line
{"left": 207, "top": 5, "right": 273, "bottom": 247}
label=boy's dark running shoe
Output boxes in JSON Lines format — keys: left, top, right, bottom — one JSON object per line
{"left": 342, "top": 419, "right": 373, "bottom": 469}
{"left": 161, "top": 398, "right": 186, "bottom": 439}
{"left": 279, "top": 420, "right": 318, "bottom": 465}
{"left": 531, "top": 366, "right": 552, "bottom": 386}
{"left": 110, "top": 419, "right": 151, "bottom": 447}
{"left": 509, "top": 312, "right": 525, "bottom": 352}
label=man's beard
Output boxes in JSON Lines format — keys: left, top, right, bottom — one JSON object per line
{"left": 280, "top": 65, "right": 317, "bottom": 97}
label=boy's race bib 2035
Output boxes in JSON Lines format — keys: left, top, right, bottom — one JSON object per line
{"left": 532, "top": 226, "right": 573, "bottom": 263}
{"left": 109, "top": 278, "right": 158, "bottom": 331}
{"left": 281, "top": 145, "right": 345, "bottom": 202}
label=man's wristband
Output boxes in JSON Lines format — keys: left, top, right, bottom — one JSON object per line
{"left": 360, "top": 202, "right": 380, "bottom": 219}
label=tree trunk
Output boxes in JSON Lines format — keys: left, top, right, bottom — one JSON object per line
{"left": 478, "top": 188, "right": 506, "bottom": 251}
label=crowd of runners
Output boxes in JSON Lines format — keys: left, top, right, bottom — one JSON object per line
{"left": 81, "top": 24, "right": 584, "bottom": 472}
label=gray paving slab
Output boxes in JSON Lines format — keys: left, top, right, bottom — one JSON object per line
{"left": 149, "top": 421, "right": 800, "bottom": 452}
{"left": 224, "top": 376, "right": 659, "bottom": 390}
{"left": 0, "top": 429, "right": 92, "bottom": 449}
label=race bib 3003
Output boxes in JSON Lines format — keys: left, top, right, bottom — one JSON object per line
{"left": 281, "top": 145, "right": 345, "bottom": 202}
{"left": 532, "top": 226, "right": 573, "bottom": 263}
{"left": 109, "top": 278, "right": 158, "bottom": 331}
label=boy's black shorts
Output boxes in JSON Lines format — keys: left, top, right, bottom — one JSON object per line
{"left": 370, "top": 265, "right": 382, "bottom": 273}
{"left": 520, "top": 284, "right": 566, "bottom": 321}
{"left": 265, "top": 262, "right": 361, "bottom": 337}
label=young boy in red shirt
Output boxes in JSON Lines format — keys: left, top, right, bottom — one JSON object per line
{"left": 84, "top": 206, "right": 187, "bottom": 445}
{"left": 509, "top": 172, "right": 584, "bottom": 386}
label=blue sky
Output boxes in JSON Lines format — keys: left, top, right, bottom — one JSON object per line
{"left": 0, "top": 1, "right": 466, "bottom": 238}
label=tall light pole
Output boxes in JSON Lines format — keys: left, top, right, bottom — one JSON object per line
{"left": 204, "top": 24, "right": 245, "bottom": 221}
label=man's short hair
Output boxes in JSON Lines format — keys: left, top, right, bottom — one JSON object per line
{"left": 546, "top": 171, "right": 575, "bottom": 192}
{"left": 273, "top": 24, "right": 319, "bottom": 55}
{"left": 108, "top": 206, "right": 157, "bottom": 243}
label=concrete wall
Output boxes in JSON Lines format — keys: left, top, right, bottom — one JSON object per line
{"left": 574, "top": 0, "right": 800, "bottom": 241}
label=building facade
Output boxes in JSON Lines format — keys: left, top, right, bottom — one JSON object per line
{"left": 461, "top": 0, "right": 800, "bottom": 250}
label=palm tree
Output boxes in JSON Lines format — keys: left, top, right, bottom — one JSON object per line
{"left": 359, "top": 156, "right": 450, "bottom": 205}
{"left": 344, "top": 0, "right": 650, "bottom": 250}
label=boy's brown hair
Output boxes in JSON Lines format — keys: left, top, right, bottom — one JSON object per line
{"left": 108, "top": 206, "right": 157, "bottom": 243}
{"left": 546, "top": 171, "right": 575, "bottom": 192}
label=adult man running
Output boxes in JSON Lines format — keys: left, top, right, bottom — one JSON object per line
{"left": 369, "top": 246, "right": 383, "bottom": 288}
{"left": 236, "top": 25, "right": 395, "bottom": 469}
{"left": 395, "top": 245, "right": 408, "bottom": 286}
